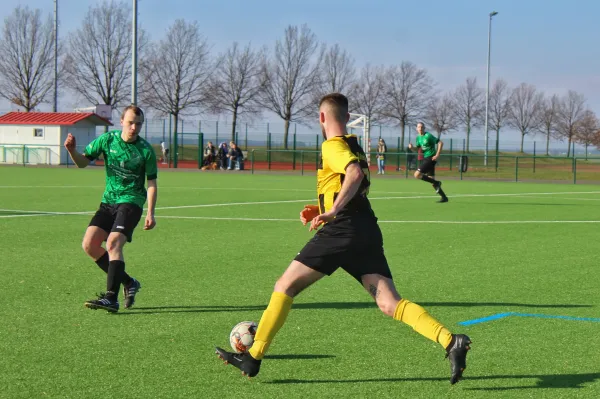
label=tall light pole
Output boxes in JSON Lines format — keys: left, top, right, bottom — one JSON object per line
{"left": 484, "top": 11, "right": 498, "bottom": 166}
{"left": 53, "top": 0, "right": 58, "bottom": 112}
{"left": 131, "top": 0, "right": 138, "bottom": 105}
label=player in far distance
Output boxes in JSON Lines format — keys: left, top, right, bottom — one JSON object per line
{"left": 64, "top": 104, "right": 158, "bottom": 313}
{"left": 160, "top": 140, "right": 169, "bottom": 164}
{"left": 408, "top": 122, "right": 449, "bottom": 203}
{"left": 215, "top": 93, "right": 471, "bottom": 384}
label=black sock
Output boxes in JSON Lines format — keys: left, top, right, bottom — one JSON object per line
{"left": 421, "top": 175, "right": 437, "bottom": 184}
{"left": 439, "top": 188, "right": 448, "bottom": 198}
{"left": 95, "top": 252, "right": 110, "bottom": 273}
{"left": 95, "top": 252, "right": 132, "bottom": 285}
{"left": 107, "top": 260, "right": 125, "bottom": 299}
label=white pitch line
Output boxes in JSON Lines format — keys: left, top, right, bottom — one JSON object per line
{"left": 156, "top": 215, "right": 600, "bottom": 224}
{"left": 159, "top": 215, "right": 298, "bottom": 222}
{"left": 2, "top": 190, "right": 599, "bottom": 218}
{"left": 155, "top": 199, "right": 314, "bottom": 210}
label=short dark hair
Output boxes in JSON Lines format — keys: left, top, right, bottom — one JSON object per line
{"left": 319, "top": 93, "right": 348, "bottom": 122}
{"left": 121, "top": 104, "right": 145, "bottom": 121}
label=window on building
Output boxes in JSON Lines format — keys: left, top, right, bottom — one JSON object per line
{"left": 33, "top": 128, "right": 44, "bottom": 138}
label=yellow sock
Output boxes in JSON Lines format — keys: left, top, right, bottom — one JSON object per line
{"left": 393, "top": 298, "right": 453, "bottom": 349}
{"left": 248, "top": 292, "right": 293, "bottom": 360}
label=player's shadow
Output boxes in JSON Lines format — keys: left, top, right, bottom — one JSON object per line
{"left": 120, "top": 301, "right": 591, "bottom": 315}
{"left": 267, "top": 372, "right": 600, "bottom": 390}
{"left": 265, "top": 354, "right": 335, "bottom": 360}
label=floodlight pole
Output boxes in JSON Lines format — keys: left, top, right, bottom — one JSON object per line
{"left": 53, "top": 0, "right": 58, "bottom": 112}
{"left": 131, "top": 0, "right": 138, "bottom": 105}
{"left": 484, "top": 11, "right": 498, "bottom": 166}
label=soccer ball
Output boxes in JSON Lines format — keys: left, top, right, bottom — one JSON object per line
{"left": 229, "top": 321, "right": 257, "bottom": 353}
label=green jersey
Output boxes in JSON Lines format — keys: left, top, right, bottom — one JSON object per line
{"left": 415, "top": 132, "right": 439, "bottom": 158}
{"left": 84, "top": 130, "right": 158, "bottom": 208}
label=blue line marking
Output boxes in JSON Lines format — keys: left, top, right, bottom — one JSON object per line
{"left": 458, "top": 312, "right": 600, "bottom": 326}
{"left": 458, "top": 312, "right": 515, "bottom": 326}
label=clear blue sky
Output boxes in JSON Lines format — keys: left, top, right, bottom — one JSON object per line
{"left": 1, "top": 0, "right": 599, "bottom": 144}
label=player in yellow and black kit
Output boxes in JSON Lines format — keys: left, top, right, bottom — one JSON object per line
{"left": 215, "top": 93, "right": 472, "bottom": 384}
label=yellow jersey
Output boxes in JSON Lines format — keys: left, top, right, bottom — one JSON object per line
{"left": 317, "top": 134, "right": 374, "bottom": 219}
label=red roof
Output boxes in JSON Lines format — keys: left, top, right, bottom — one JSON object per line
{"left": 0, "top": 112, "right": 112, "bottom": 126}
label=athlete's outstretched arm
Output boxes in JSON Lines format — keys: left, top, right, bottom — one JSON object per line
{"left": 309, "top": 162, "right": 364, "bottom": 230}
{"left": 432, "top": 140, "right": 444, "bottom": 161}
{"left": 64, "top": 133, "right": 91, "bottom": 168}
{"left": 144, "top": 179, "right": 157, "bottom": 230}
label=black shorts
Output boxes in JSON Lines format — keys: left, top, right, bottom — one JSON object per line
{"left": 88, "top": 203, "right": 143, "bottom": 242}
{"left": 418, "top": 157, "right": 436, "bottom": 176}
{"left": 294, "top": 217, "right": 392, "bottom": 283}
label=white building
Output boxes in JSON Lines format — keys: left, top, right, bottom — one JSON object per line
{"left": 0, "top": 112, "right": 112, "bottom": 165}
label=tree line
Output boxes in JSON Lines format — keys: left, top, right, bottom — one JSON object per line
{"left": 0, "top": 1, "right": 598, "bottom": 155}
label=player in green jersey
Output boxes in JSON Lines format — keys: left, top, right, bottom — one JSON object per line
{"left": 408, "top": 122, "right": 449, "bottom": 203}
{"left": 64, "top": 105, "right": 158, "bottom": 312}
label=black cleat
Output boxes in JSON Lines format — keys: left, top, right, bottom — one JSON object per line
{"left": 437, "top": 197, "right": 449, "bottom": 203}
{"left": 123, "top": 278, "right": 141, "bottom": 309}
{"left": 215, "top": 347, "right": 262, "bottom": 378}
{"left": 84, "top": 293, "right": 119, "bottom": 313}
{"left": 445, "top": 334, "right": 471, "bottom": 384}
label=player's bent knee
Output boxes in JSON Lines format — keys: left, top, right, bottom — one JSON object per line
{"left": 105, "top": 234, "right": 126, "bottom": 253}
{"left": 414, "top": 171, "right": 421, "bottom": 179}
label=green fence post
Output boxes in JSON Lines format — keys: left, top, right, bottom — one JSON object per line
{"left": 533, "top": 141, "right": 537, "bottom": 173}
{"left": 515, "top": 157, "right": 519, "bottom": 182}
{"left": 168, "top": 115, "right": 172, "bottom": 168}
{"left": 460, "top": 155, "right": 463, "bottom": 180}
{"left": 573, "top": 157, "right": 577, "bottom": 184}
{"left": 198, "top": 133, "right": 204, "bottom": 169}
{"left": 449, "top": 138, "right": 453, "bottom": 171}
{"left": 162, "top": 119, "right": 166, "bottom": 142}
{"left": 245, "top": 123, "right": 248, "bottom": 150}
{"left": 251, "top": 149, "right": 255, "bottom": 175}
{"left": 315, "top": 134, "right": 319, "bottom": 170}
{"left": 495, "top": 135, "right": 499, "bottom": 171}
{"left": 293, "top": 126, "right": 297, "bottom": 170}
{"left": 181, "top": 120, "right": 184, "bottom": 161}
{"left": 462, "top": 139, "right": 466, "bottom": 154}
{"left": 301, "top": 151, "right": 304, "bottom": 176}
{"left": 397, "top": 137, "right": 401, "bottom": 171}
{"left": 215, "top": 121, "right": 219, "bottom": 146}
{"left": 267, "top": 133, "right": 272, "bottom": 170}
{"left": 405, "top": 151, "right": 409, "bottom": 179}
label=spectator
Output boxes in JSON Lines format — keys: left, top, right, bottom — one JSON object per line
{"left": 160, "top": 141, "right": 169, "bottom": 164}
{"left": 217, "top": 142, "right": 228, "bottom": 170}
{"left": 204, "top": 141, "right": 216, "bottom": 165}
{"left": 227, "top": 141, "right": 243, "bottom": 170}
{"left": 376, "top": 138, "right": 387, "bottom": 174}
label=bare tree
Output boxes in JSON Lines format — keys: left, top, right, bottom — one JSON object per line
{"left": 351, "top": 64, "right": 385, "bottom": 136}
{"left": 63, "top": 1, "right": 142, "bottom": 111}
{"left": 317, "top": 43, "right": 356, "bottom": 97}
{"left": 507, "top": 83, "right": 543, "bottom": 153}
{"left": 487, "top": 79, "right": 511, "bottom": 155}
{"left": 381, "top": 61, "right": 434, "bottom": 148}
{"left": 141, "top": 19, "right": 211, "bottom": 167}
{"left": 556, "top": 90, "right": 586, "bottom": 157}
{"left": 574, "top": 109, "right": 599, "bottom": 159}
{"left": 0, "top": 6, "right": 55, "bottom": 111}
{"left": 206, "top": 42, "right": 264, "bottom": 141}
{"left": 424, "top": 93, "right": 458, "bottom": 138}
{"left": 259, "top": 25, "right": 323, "bottom": 149}
{"left": 453, "top": 77, "right": 484, "bottom": 151}
{"left": 536, "top": 94, "right": 560, "bottom": 156}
